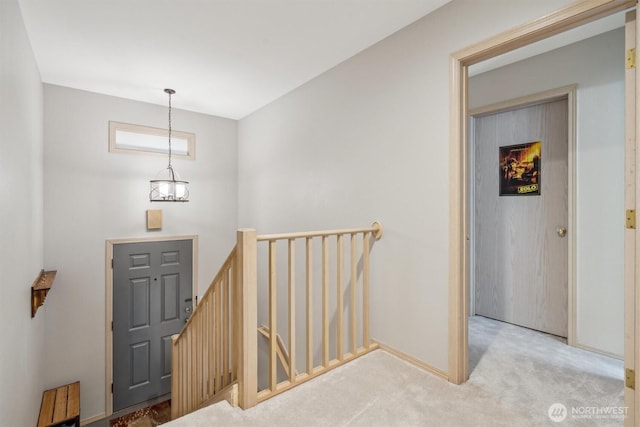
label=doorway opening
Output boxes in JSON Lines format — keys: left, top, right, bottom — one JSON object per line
{"left": 469, "top": 89, "right": 575, "bottom": 346}
{"left": 449, "top": 3, "right": 637, "bottom": 423}
{"left": 453, "top": 4, "right": 633, "bottom": 420}
{"left": 449, "top": 0, "right": 634, "bottom": 385}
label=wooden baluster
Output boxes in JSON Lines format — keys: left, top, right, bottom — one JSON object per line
{"left": 193, "top": 311, "right": 198, "bottom": 405}
{"left": 188, "top": 326, "right": 193, "bottom": 411}
{"left": 205, "top": 298, "right": 211, "bottom": 399}
{"left": 269, "top": 240, "right": 277, "bottom": 391}
{"left": 350, "top": 233, "right": 357, "bottom": 355}
{"left": 178, "top": 337, "right": 183, "bottom": 417}
{"left": 208, "top": 292, "right": 215, "bottom": 397}
{"left": 195, "top": 310, "right": 201, "bottom": 405}
{"left": 212, "top": 290, "right": 218, "bottom": 396}
{"left": 231, "top": 254, "right": 238, "bottom": 381}
{"left": 186, "top": 325, "right": 191, "bottom": 411}
{"left": 193, "top": 326, "right": 198, "bottom": 411}
{"left": 210, "top": 287, "right": 215, "bottom": 394}
{"left": 181, "top": 336, "right": 186, "bottom": 416}
{"left": 171, "top": 335, "right": 179, "bottom": 419}
{"left": 210, "top": 296, "right": 215, "bottom": 398}
{"left": 212, "top": 288, "right": 216, "bottom": 392}
{"left": 288, "top": 239, "right": 296, "bottom": 383}
{"left": 306, "top": 237, "right": 313, "bottom": 375}
{"left": 184, "top": 335, "right": 188, "bottom": 414}
{"left": 200, "top": 308, "right": 206, "bottom": 402}
{"left": 336, "top": 234, "right": 344, "bottom": 361}
{"left": 363, "top": 231, "right": 371, "bottom": 349}
{"left": 213, "top": 285, "right": 217, "bottom": 391}
{"left": 201, "top": 299, "right": 206, "bottom": 400}
{"left": 211, "top": 288, "right": 215, "bottom": 394}
{"left": 180, "top": 339, "right": 184, "bottom": 416}
{"left": 223, "top": 268, "right": 230, "bottom": 387}
{"left": 184, "top": 329, "right": 188, "bottom": 412}
{"left": 202, "top": 307, "right": 207, "bottom": 401}
{"left": 198, "top": 310, "right": 208, "bottom": 407}
{"left": 322, "top": 235, "right": 329, "bottom": 367}
{"left": 181, "top": 338, "right": 186, "bottom": 416}
{"left": 214, "top": 284, "right": 218, "bottom": 390}
{"left": 216, "top": 282, "right": 223, "bottom": 393}
{"left": 210, "top": 295, "right": 215, "bottom": 397}
{"left": 202, "top": 306, "right": 206, "bottom": 401}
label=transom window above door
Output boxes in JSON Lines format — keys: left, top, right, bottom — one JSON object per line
{"left": 109, "top": 121, "right": 195, "bottom": 159}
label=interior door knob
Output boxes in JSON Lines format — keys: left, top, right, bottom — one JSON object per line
{"left": 557, "top": 227, "right": 567, "bottom": 238}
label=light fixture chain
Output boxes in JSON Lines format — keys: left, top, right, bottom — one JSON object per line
{"left": 167, "top": 90, "right": 172, "bottom": 170}
{"left": 150, "top": 87, "right": 189, "bottom": 202}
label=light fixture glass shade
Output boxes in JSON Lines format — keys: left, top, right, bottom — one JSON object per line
{"left": 149, "top": 166, "right": 189, "bottom": 202}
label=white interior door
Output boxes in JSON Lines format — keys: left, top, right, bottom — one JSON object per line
{"left": 473, "top": 98, "right": 568, "bottom": 337}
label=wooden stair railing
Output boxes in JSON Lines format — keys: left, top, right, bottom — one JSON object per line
{"left": 171, "top": 229, "right": 258, "bottom": 419}
{"left": 170, "top": 223, "right": 382, "bottom": 419}
{"left": 255, "top": 222, "right": 382, "bottom": 402}
{"left": 170, "top": 245, "right": 239, "bottom": 419}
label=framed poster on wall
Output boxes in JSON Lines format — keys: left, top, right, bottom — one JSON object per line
{"left": 499, "top": 141, "right": 541, "bottom": 196}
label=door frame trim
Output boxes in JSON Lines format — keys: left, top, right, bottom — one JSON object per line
{"left": 104, "top": 234, "right": 198, "bottom": 416}
{"left": 448, "top": 0, "right": 634, "bottom": 386}
{"left": 468, "top": 85, "right": 577, "bottom": 346}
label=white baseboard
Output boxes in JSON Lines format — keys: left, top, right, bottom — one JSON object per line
{"left": 573, "top": 342, "right": 623, "bottom": 360}
{"left": 81, "top": 412, "right": 105, "bottom": 426}
{"left": 372, "top": 339, "right": 449, "bottom": 380}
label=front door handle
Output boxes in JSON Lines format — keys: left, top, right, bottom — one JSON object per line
{"left": 557, "top": 227, "right": 567, "bottom": 238}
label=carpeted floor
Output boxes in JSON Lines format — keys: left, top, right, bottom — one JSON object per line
{"left": 165, "top": 316, "right": 624, "bottom": 426}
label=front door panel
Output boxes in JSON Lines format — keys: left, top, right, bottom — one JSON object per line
{"left": 113, "top": 239, "right": 192, "bottom": 411}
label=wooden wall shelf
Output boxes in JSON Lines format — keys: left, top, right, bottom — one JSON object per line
{"left": 31, "top": 269, "right": 57, "bottom": 318}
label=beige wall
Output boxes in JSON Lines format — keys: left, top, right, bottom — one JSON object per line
{"left": 469, "top": 28, "right": 625, "bottom": 357}
{"left": 238, "top": 0, "right": 576, "bottom": 373}
{"left": 42, "top": 85, "right": 238, "bottom": 420}
{"left": 0, "top": 0, "right": 45, "bottom": 425}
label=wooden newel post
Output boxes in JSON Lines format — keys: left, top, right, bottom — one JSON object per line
{"left": 235, "top": 229, "right": 258, "bottom": 409}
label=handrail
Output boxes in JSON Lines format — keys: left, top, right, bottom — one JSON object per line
{"left": 256, "top": 221, "right": 383, "bottom": 242}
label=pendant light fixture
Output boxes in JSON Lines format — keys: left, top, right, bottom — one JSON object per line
{"left": 149, "top": 88, "right": 190, "bottom": 202}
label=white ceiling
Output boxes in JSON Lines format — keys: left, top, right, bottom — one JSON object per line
{"left": 17, "top": 0, "right": 451, "bottom": 119}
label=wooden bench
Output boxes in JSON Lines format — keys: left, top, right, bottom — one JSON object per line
{"left": 37, "top": 382, "right": 80, "bottom": 427}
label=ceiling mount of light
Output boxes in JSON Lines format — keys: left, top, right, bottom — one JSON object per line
{"left": 149, "top": 88, "right": 189, "bottom": 202}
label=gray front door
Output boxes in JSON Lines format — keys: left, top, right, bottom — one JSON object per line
{"left": 113, "top": 239, "right": 193, "bottom": 411}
